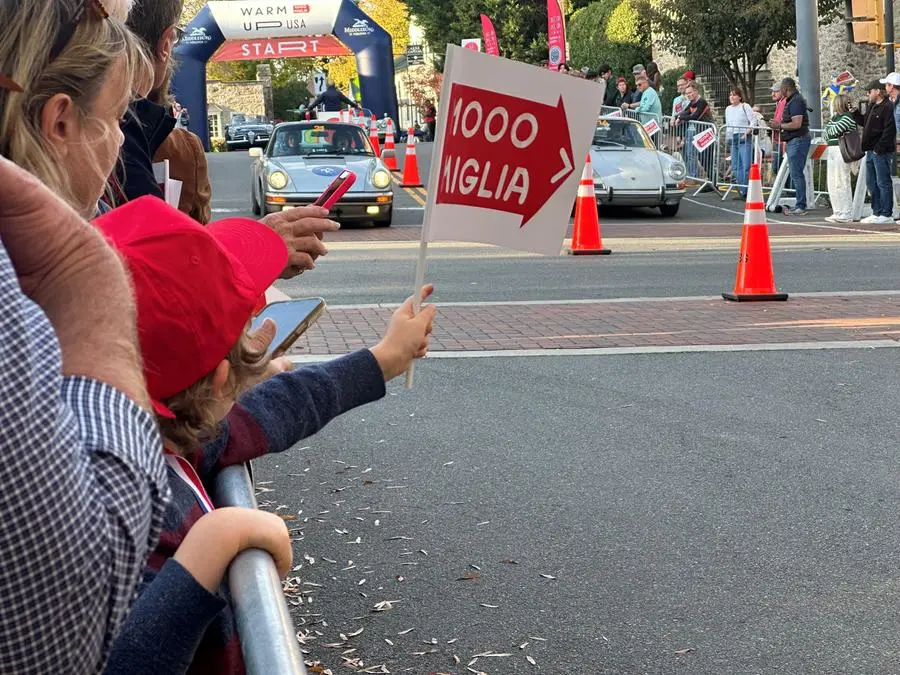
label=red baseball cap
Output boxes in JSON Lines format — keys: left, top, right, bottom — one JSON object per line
{"left": 94, "top": 196, "right": 289, "bottom": 418}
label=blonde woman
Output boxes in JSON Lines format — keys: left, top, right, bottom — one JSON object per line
{"left": 0, "top": 0, "right": 150, "bottom": 218}
{"left": 822, "top": 94, "right": 859, "bottom": 223}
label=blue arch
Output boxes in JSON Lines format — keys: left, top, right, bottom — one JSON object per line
{"left": 171, "top": 1, "right": 399, "bottom": 149}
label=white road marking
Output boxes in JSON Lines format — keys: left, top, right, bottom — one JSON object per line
{"left": 212, "top": 207, "right": 246, "bottom": 214}
{"left": 683, "top": 197, "right": 900, "bottom": 235}
{"left": 320, "top": 289, "right": 900, "bottom": 311}
{"left": 288, "top": 340, "right": 900, "bottom": 364}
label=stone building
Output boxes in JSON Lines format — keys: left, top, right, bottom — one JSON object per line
{"left": 205, "top": 64, "right": 274, "bottom": 139}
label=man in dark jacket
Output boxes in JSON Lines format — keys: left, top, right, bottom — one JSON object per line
{"left": 770, "top": 78, "right": 811, "bottom": 215}
{"left": 852, "top": 80, "right": 897, "bottom": 224}
{"left": 308, "top": 81, "right": 360, "bottom": 113}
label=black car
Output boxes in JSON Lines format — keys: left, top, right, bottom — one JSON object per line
{"left": 225, "top": 114, "right": 274, "bottom": 150}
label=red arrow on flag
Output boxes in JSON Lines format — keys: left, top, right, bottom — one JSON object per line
{"left": 435, "top": 83, "right": 574, "bottom": 226}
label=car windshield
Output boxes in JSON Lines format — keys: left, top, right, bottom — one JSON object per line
{"left": 593, "top": 119, "right": 653, "bottom": 149}
{"left": 233, "top": 114, "right": 268, "bottom": 126}
{"left": 270, "top": 125, "right": 374, "bottom": 158}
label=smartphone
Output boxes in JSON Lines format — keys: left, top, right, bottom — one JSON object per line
{"left": 250, "top": 297, "right": 326, "bottom": 357}
{"left": 314, "top": 170, "right": 356, "bottom": 210}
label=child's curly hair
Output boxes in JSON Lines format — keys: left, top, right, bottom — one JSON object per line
{"left": 158, "top": 327, "right": 271, "bottom": 450}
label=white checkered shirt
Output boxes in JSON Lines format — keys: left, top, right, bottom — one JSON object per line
{"left": 0, "top": 243, "right": 170, "bottom": 673}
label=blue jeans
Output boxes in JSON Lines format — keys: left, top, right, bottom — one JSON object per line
{"left": 684, "top": 127, "right": 698, "bottom": 177}
{"left": 731, "top": 134, "right": 752, "bottom": 196}
{"left": 865, "top": 151, "right": 895, "bottom": 217}
{"left": 785, "top": 135, "right": 811, "bottom": 210}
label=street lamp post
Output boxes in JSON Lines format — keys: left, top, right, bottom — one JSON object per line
{"left": 796, "top": 0, "right": 823, "bottom": 127}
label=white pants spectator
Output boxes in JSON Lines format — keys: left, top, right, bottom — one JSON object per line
{"left": 826, "top": 147, "right": 853, "bottom": 220}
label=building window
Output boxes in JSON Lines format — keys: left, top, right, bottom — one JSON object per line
{"left": 208, "top": 114, "right": 220, "bottom": 138}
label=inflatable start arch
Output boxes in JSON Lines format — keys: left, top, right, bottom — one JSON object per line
{"left": 172, "top": 0, "right": 399, "bottom": 148}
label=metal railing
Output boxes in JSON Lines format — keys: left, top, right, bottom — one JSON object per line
{"left": 214, "top": 465, "right": 307, "bottom": 675}
{"left": 599, "top": 105, "right": 720, "bottom": 191}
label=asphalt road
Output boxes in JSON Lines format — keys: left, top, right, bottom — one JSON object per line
{"left": 206, "top": 148, "right": 900, "bottom": 674}
{"left": 257, "top": 350, "right": 900, "bottom": 674}
{"left": 280, "top": 246, "right": 900, "bottom": 306}
{"left": 207, "top": 149, "right": 900, "bottom": 305}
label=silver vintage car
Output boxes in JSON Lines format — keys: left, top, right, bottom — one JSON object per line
{"left": 591, "top": 116, "right": 686, "bottom": 217}
{"left": 249, "top": 121, "right": 394, "bottom": 226}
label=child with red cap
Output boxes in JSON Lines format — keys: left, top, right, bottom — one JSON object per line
{"left": 98, "top": 197, "right": 435, "bottom": 674}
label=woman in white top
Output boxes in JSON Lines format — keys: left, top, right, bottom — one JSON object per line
{"left": 725, "top": 88, "right": 758, "bottom": 199}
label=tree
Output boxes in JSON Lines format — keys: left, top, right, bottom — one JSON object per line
{"left": 568, "top": 0, "right": 650, "bottom": 78}
{"left": 407, "top": 0, "right": 550, "bottom": 69}
{"left": 640, "top": 0, "right": 842, "bottom": 104}
{"left": 320, "top": 0, "right": 410, "bottom": 91}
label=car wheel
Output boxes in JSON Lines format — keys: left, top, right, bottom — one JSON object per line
{"left": 251, "top": 181, "right": 261, "bottom": 216}
{"left": 375, "top": 209, "right": 392, "bottom": 227}
{"left": 659, "top": 203, "right": 680, "bottom": 217}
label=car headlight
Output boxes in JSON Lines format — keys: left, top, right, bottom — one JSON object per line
{"left": 268, "top": 171, "right": 288, "bottom": 190}
{"left": 667, "top": 162, "right": 687, "bottom": 181}
{"left": 372, "top": 169, "right": 391, "bottom": 189}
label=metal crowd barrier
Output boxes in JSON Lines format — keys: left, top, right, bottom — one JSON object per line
{"left": 214, "top": 465, "right": 308, "bottom": 675}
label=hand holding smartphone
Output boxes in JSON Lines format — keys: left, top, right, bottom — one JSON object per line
{"left": 314, "top": 170, "right": 356, "bottom": 210}
{"left": 251, "top": 297, "right": 326, "bottom": 357}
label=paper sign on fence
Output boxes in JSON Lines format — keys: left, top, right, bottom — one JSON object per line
{"left": 691, "top": 127, "right": 717, "bottom": 153}
{"left": 423, "top": 45, "right": 604, "bottom": 256}
{"left": 605, "top": 108, "right": 623, "bottom": 118}
{"left": 643, "top": 118, "right": 661, "bottom": 137}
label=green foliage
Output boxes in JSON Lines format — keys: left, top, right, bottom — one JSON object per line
{"left": 272, "top": 81, "right": 312, "bottom": 121}
{"left": 568, "top": 0, "right": 650, "bottom": 77}
{"left": 408, "top": 0, "right": 550, "bottom": 69}
{"left": 658, "top": 67, "right": 683, "bottom": 113}
{"left": 640, "top": 0, "right": 843, "bottom": 103}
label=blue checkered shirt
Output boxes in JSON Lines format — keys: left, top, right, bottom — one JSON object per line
{"left": 0, "top": 242, "right": 170, "bottom": 673}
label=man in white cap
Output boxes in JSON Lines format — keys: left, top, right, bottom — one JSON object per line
{"left": 879, "top": 72, "right": 900, "bottom": 176}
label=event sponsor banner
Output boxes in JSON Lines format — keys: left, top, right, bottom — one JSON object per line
{"left": 212, "top": 36, "right": 349, "bottom": 60}
{"left": 207, "top": 0, "right": 341, "bottom": 39}
{"left": 547, "top": 0, "right": 566, "bottom": 70}
{"left": 480, "top": 14, "right": 500, "bottom": 56}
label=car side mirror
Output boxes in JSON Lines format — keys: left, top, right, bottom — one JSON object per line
{"left": 248, "top": 147, "right": 263, "bottom": 157}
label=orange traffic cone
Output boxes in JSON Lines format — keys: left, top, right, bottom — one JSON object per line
{"left": 400, "top": 130, "right": 423, "bottom": 188}
{"left": 568, "top": 154, "right": 610, "bottom": 255}
{"left": 382, "top": 118, "right": 398, "bottom": 171}
{"left": 369, "top": 115, "right": 381, "bottom": 157}
{"left": 723, "top": 163, "right": 788, "bottom": 301}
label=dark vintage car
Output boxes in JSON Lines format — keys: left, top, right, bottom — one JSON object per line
{"left": 249, "top": 121, "right": 393, "bottom": 226}
{"left": 225, "top": 114, "right": 273, "bottom": 150}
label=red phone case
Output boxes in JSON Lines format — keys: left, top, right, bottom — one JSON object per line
{"left": 315, "top": 171, "right": 356, "bottom": 209}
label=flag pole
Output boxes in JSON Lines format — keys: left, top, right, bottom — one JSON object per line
{"left": 404, "top": 238, "right": 429, "bottom": 388}
{"left": 404, "top": 48, "right": 457, "bottom": 388}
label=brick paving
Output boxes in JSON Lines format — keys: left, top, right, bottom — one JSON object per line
{"left": 289, "top": 294, "right": 900, "bottom": 355}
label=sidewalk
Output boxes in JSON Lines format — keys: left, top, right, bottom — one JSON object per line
{"left": 290, "top": 293, "right": 900, "bottom": 355}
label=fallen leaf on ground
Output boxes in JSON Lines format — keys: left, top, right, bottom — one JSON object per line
{"left": 675, "top": 648, "right": 696, "bottom": 656}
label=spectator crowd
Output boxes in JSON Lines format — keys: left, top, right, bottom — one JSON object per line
{"left": 556, "top": 57, "right": 900, "bottom": 221}
{"left": 0, "top": 0, "right": 435, "bottom": 673}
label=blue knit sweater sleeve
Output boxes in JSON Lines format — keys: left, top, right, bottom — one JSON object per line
{"left": 104, "top": 559, "right": 225, "bottom": 675}
{"left": 199, "top": 349, "right": 387, "bottom": 475}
